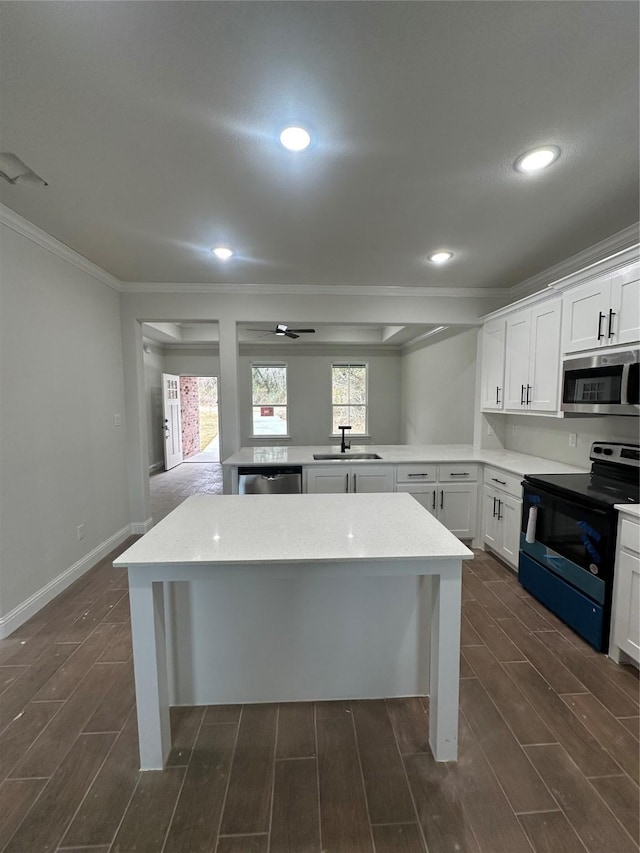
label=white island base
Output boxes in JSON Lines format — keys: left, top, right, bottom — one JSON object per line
{"left": 115, "top": 493, "right": 473, "bottom": 770}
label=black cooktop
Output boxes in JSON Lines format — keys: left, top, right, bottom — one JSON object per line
{"left": 524, "top": 472, "right": 639, "bottom": 509}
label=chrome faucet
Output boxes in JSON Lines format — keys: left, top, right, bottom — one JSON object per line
{"left": 338, "top": 425, "right": 352, "bottom": 453}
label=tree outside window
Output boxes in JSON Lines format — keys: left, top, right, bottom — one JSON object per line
{"left": 251, "top": 364, "right": 288, "bottom": 435}
{"left": 332, "top": 363, "right": 367, "bottom": 434}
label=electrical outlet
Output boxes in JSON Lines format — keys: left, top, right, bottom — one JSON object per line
{"left": 76, "top": 524, "right": 85, "bottom": 541}
{"left": 113, "top": 414, "right": 121, "bottom": 426}
{"left": 569, "top": 433, "right": 577, "bottom": 447}
{"left": 487, "top": 424, "right": 495, "bottom": 436}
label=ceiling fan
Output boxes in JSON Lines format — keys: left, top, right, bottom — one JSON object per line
{"left": 247, "top": 323, "right": 316, "bottom": 339}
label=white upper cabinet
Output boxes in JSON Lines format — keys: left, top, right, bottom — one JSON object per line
{"left": 480, "top": 318, "right": 506, "bottom": 410}
{"left": 562, "top": 261, "right": 640, "bottom": 353}
{"left": 611, "top": 261, "right": 640, "bottom": 345}
{"left": 503, "top": 298, "right": 562, "bottom": 413}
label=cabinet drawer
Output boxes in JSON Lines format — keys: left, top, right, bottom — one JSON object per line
{"left": 619, "top": 518, "right": 640, "bottom": 554}
{"left": 483, "top": 467, "right": 522, "bottom": 499}
{"left": 438, "top": 463, "right": 478, "bottom": 482}
{"left": 395, "top": 464, "right": 437, "bottom": 483}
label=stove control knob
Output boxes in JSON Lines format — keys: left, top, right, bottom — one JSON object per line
{"left": 603, "top": 448, "right": 613, "bottom": 456}
{"left": 593, "top": 447, "right": 603, "bottom": 453}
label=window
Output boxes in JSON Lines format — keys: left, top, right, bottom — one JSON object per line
{"left": 332, "top": 363, "right": 367, "bottom": 435}
{"left": 251, "top": 363, "right": 288, "bottom": 436}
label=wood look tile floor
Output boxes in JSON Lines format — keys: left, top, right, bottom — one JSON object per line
{"left": 0, "top": 544, "right": 638, "bottom": 853}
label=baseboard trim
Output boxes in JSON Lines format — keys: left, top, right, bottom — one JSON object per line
{"left": 0, "top": 524, "right": 133, "bottom": 639}
{"left": 131, "top": 517, "right": 154, "bottom": 534}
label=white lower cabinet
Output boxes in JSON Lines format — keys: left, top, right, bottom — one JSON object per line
{"left": 609, "top": 514, "right": 640, "bottom": 666}
{"left": 482, "top": 467, "right": 523, "bottom": 570}
{"left": 306, "top": 464, "right": 394, "bottom": 494}
{"left": 396, "top": 464, "right": 478, "bottom": 539}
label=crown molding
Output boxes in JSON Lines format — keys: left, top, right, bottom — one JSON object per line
{"left": 0, "top": 204, "right": 122, "bottom": 292}
{"left": 508, "top": 223, "right": 640, "bottom": 301}
{"left": 122, "top": 280, "right": 506, "bottom": 298}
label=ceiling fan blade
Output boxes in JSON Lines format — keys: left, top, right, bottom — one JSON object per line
{"left": 289, "top": 328, "right": 315, "bottom": 333}
{"left": 284, "top": 331, "right": 300, "bottom": 339}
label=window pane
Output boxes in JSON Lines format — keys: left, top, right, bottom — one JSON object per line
{"left": 252, "top": 406, "right": 288, "bottom": 435}
{"left": 349, "top": 366, "right": 367, "bottom": 404}
{"left": 348, "top": 406, "right": 367, "bottom": 434}
{"left": 331, "top": 366, "right": 350, "bottom": 404}
{"left": 252, "top": 366, "right": 287, "bottom": 405}
{"left": 332, "top": 406, "right": 350, "bottom": 433}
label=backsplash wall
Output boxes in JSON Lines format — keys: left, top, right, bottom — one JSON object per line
{"left": 504, "top": 414, "right": 639, "bottom": 467}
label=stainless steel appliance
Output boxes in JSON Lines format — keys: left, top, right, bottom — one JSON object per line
{"left": 561, "top": 348, "right": 639, "bottom": 415}
{"left": 238, "top": 466, "right": 302, "bottom": 495}
{"left": 519, "top": 442, "right": 639, "bottom": 651}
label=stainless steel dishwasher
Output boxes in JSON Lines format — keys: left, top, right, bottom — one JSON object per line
{"left": 238, "top": 466, "right": 303, "bottom": 495}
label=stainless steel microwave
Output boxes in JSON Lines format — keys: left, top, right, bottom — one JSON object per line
{"left": 561, "top": 348, "right": 639, "bottom": 415}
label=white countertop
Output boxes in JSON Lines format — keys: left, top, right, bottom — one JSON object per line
{"left": 615, "top": 504, "right": 640, "bottom": 520}
{"left": 223, "top": 444, "right": 587, "bottom": 478}
{"left": 115, "top": 492, "right": 473, "bottom": 566}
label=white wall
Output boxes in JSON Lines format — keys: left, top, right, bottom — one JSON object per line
{"left": 401, "top": 329, "right": 478, "bottom": 444}
{"left": 0, "top": 222, "right": 130, "bottom": 628}
{"left": 238, "top": 348, "right": 402, "bottom": 446}
{"left": 502, "top": 413, "right": 640, "bottom": 467}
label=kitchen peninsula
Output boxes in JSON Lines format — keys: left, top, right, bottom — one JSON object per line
{"left": 115, "top": 492, "right": 472, "bottom": 770}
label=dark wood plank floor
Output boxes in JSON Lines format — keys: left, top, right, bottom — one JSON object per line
{"left": 0, "top": 542, "right": 638, "bottom": 852}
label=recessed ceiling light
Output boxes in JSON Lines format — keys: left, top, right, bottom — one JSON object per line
{"left": 515, "top": 146, "right": 560, "bottom": 173}
{"left": 211, "top": 246, "right": 233, "bottom": 261}
{"left": 428, "top": 251, "right": 454, "bottom": 264}
{"left": 279, "top": 126, "right": 311, "bottom": 151}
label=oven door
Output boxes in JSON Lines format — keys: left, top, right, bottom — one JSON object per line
{"left": 520, "top": 483, "right": 615, "bottom": 603}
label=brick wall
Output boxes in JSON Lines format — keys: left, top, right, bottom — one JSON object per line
{"left": 180, "top": 376, "right": 200, "bottom": 459}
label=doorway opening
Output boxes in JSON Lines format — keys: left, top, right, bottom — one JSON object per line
{"left": 180, "top": 376, "right": 220, "bottom": 462}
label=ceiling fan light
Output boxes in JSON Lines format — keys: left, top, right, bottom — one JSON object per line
{"left": 211, "top": 246, "right": 233, "bottom": 260}
{"left": 428, "top": 250, "right": 453, "bottom": 264}
{"left": 515, "top": 146, "right": 560, "bottom": 173}
{"left": 279, "top": 126, "right": 311, "bottom": 151}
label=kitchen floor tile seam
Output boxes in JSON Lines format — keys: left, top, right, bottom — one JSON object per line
{"left": 209, "top": 702, "right": 245, "bottom": 848}
{"left": 385, "top": 696, "right": 430, "bottom": 853}
{"left": 346, "top": 699, "right": 384, "bottom": 852}
{"left": 312, "top": 701, "right": 325, "bottom": 853}
{"left": 262, "top": 704, "right": 279, "bottom": 853}
{"left": 158, "top": 732, "right": 195, "bottom": 853}
{"left": 585, "top": 771, "right": 640, "bottom": 847}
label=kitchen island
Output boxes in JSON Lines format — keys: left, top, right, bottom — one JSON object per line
{"left": 115, "top": 492, "right": 473, "bottom": 770}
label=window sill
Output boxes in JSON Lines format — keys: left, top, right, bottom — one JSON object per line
{"left": 250, "top": 435, "right": 292, "bottom": 441}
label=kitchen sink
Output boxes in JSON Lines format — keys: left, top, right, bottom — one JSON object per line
{"left": 313, "top": 453, "right": 382, "bottom": 460}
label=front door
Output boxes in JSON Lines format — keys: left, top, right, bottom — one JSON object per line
{"left": 162, "top": 373, "right": 183, "bottom": 470}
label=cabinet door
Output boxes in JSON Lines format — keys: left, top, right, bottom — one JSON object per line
{"left": 504, "top": 311, "right": 531, "bottom": 409}
{"left": 481, "top": 319, "right": 506, "bottom": 410}
{"left": 306, "top": 466, "right": 350, "bottom": 494}
{"left": 612, "top": 550, "right": 640, "bottom": 662}
{"left": 528, "top": 299, "right": 562, "bottom": 412}
{"left": 352, "top": 465, "right": 394, "bottom": 493}
{"left": 562, "top": 274, "right": 611, "bottom": 353}
{"left": 498, "top": 495, "right": 522, "bottom": 569}
{"left": 482, "top": 486, "right": 499, "bottom": 547}
{"left": 438, "top": 484, "right": 477, "bottom": 539}
{"left": 611, "top": 261, "right": 640, "bottom": 346}
{"left": 396, "top": 484, "right": 437, "bottom": 516}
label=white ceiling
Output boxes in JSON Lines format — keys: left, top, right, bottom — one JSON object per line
{"left": 0, "top": 1, "right": 638, "bottom": 292}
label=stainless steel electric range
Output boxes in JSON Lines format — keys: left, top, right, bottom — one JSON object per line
{"left": 519, "top": 442, "right": 639, "bottom": 652}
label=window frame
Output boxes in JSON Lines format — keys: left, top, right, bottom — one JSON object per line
{"left": 330, "top": 361, "right": 369, "bottom": 437}
{"left": 250, "top": 361, "right": 290, "bottom": 439}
